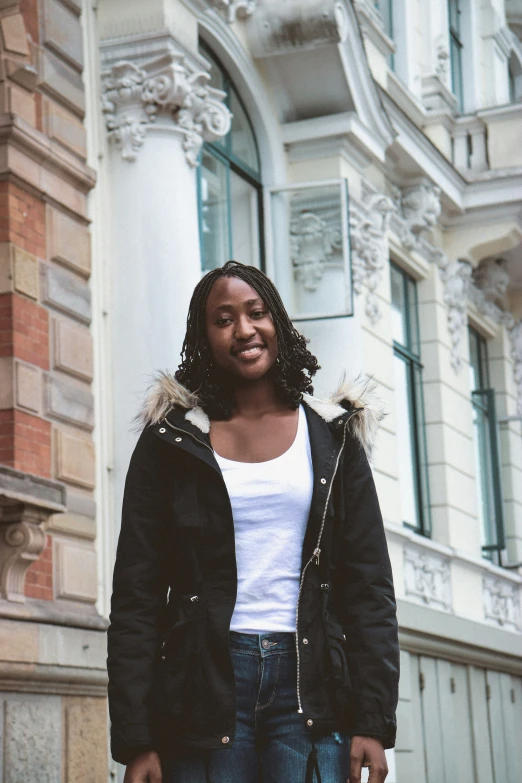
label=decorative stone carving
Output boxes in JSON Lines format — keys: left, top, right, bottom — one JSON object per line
{"left": 209, "top": 0, "right": 256, "bottom": 23}
{"left": 473, "top": 257, "right": 510, "bottom": 309}
{"left": 404, "top": 546, "right": 452, "bottom": 612}
{"left": 4, "top": 698, "right": 62, "bottom": 783}
{"left": 436, "top": 253, "right": 473, "bottom": 373}
{"left": 101, "top": 53, "right": 231, "bottom": 165}
{"left": 400, "top": 179, "right": 441, "bottom": 249}
{"left": 435, "top": 35, "right": 450, "bottom": 81}
{"left": 349, "top": 192, "right": 393, "bottom": 324}
{"left": 507, "top": 319, "right": 522, "bottom": 416}
{"left": 290, "top": 212, "right": 342, "bottom": 292}
{"left": 0, "top": 505, "right": 47, "bottom": 602}
{"left": 483, "top": 575, "right": 521, "bottom": 632}
{"left": 245, "top": 0, "right": 348, "bottom": 58}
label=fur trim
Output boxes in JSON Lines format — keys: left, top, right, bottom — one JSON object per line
{"left": 137, "top": 371, "right": 384, "bottom": 456}
{"left": 134, "top": 371, "right": 199, "bottom": 431}
{"left": 330, "top": 375, "right": 386, "bottom": 459}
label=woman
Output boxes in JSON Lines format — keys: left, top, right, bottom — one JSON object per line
{"left": 108, "top": 261, "right": 399, "bottom": 783}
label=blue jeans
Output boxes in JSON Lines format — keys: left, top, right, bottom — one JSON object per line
{"left": 162, "top": 631, "right": 350, "bottom": 783}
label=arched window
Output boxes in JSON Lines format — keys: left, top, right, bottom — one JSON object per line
{"left": 198, "top": 44, "right": 263, "bottom": 272}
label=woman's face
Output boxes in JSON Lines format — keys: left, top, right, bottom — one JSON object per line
{"left": 205, "top": 276, "right": 279, "bottom": 382}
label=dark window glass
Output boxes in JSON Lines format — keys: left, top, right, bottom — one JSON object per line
{"left": 468, "top": 328, "right": 505, "bottom": 562}
{"left": 391, "top": 263, "right": 431, "bottom": 535}
{"left": 448, "top": 0, "right": 464, "bottom": 111}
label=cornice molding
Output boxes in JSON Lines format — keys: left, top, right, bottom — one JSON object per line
{"left": 208, "top": 0, "right": 255, "bottom": 24}
{"left": 101, "top": 52, "right": 231, "bottom": 164}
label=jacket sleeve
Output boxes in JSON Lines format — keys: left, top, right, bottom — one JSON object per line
{"left": 337, "top": 438, "right": 399, "bottom": 749}
{"left": 107, "top": 428, "right": 170, "bottom": 765}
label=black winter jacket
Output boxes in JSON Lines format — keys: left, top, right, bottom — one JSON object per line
{"left": 107, "top": 374, "right": 399, "bottom": 765}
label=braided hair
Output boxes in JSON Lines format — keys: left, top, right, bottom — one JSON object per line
{"left": 175, "top": 260, "right": 320, "bottom": 419}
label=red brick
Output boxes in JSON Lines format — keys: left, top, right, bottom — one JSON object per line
{"left": 24, "top": 533, "right": 53, "bottom": 600}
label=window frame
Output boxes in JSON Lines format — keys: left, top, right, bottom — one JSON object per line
{"left": 468, "top": 327, "right": 506, "bottom": 562}
{"left": 391, "top": 261, "right": 432, "bottom": 537}
{"left": 448, "top": 0, "right": 464, "bottom": 111}
{"left": 197, "top": 43, "right": 264, "bottom": 272}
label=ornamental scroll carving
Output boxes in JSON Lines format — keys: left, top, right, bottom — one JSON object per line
{"left": 404, "top": 546, "right": 452, "bottom": 612}
{"left": 209, "top": 0, "right": 256, "bottom": 23}
{"left": 483, "top": 575, "right": 521, "bottom": 631}
{"left": 101, "top": 53, "right": 231, "bottom": 164}
{"left": 436, "top": 253, "right": 473, "bottom": 373}
{"left": 0, "top": 504, "right": 46, "bottom": 603}
{"left": 349, "top": 192, "right": 393, "bottom": 324}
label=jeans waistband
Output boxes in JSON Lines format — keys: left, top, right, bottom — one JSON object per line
{"left": 229, "top": 631, "right": 296, "bottom": 655}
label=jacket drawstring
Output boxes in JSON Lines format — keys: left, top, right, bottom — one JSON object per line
{"left": 305, "top": 736, "right": 322, "bottom": 783}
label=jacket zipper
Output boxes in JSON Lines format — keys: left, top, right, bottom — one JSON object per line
{"left": 294, "top": 409, "right": 360, "bottom": 715}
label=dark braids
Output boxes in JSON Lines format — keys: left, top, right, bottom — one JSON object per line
{"left": 175, "top": 260, "right": 320, "bottom": 419}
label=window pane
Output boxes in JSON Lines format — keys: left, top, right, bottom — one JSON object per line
{"left": 448, "top": 0, "right": 460, "bottom": 33}
{"left": 200, "top": 150, "right": 230, "bottom": 271}
{"left": 472, "top": 398, "right": 496, "bottom": 552}
{"left": 230, "top": 170, "right": 260, "bottom": 268}
{"left": 230, "top": 88, "right": 260, "bottom": 174}
{"left": 407, "top": 276, "right": 420, "bottom": 357}
{"left": 394, "top": 354, "right": 420, "bottom": 529}
{"left": 469, "top": 328, "right": 480, "bottom": 391}
{"left": 390, "top": 265, "right": 407, "bottom": 346}
{"left": 414, "top": 363, "right": 432, "bottom": 535}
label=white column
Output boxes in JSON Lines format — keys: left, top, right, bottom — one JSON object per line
{"left": 100, "top": 45, "right": 231, "bottom": 538}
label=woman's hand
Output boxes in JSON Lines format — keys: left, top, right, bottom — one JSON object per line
{"left": 123, "top": 750, "right": 162, "bottom": 783}
{"left": 348, "top": 736, "right": 388, "bottom": 783}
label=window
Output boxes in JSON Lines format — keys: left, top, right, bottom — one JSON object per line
{"left": 390, "top": 263, "right": 431, "bottom": 535}
{"left": 448, "top": 0, "right": 464, "bottom": 111}
{"left": 375, "top": 1, "right": 395, "bottom": 70}
{"left": 468, "top": 327, "right": 505, "bottom": 562}
{"left": 198, "top": 44, "right": 263, "bottom": 272}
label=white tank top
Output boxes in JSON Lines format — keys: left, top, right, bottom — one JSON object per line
{"left": 214, "top": 405, "right": 314, "bottom": 633}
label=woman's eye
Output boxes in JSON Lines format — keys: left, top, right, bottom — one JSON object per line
{"left": 216, "top": 317, "right": 232, "bottom": 326}
{"left": 251, "top": 310, "right": 267, "bottom": 318}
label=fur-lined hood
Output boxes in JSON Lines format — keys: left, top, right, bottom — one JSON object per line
{"left": 136, "top": 372, "right": 385, "bottom": 459}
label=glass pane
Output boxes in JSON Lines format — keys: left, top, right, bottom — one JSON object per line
{"left": 378, "top": 0, "right": 393, "bottom": 39}
{"left": 468, "top": 328, "right": 480, "bottom": 391}
{"left": 230, "top": 88, "right": 260, "bottom": 175}
{"left": 450, "top": 37, "right": 464, "bottom": 111}
{"left": 270, "top": 182, "right": 352, "bottom": 319}
{"left": 394, "top": 354, "right": 420, "bottom": 529}
{"left": 448, "top": 0, "right": 460, "bottom": 33}
{"left": 390, "top": 265, "right": 407, "bottom": 346}
{"left": 201, "top": 47, "right": 225, "bottom": 93}
{"left": 407, "top": 276, "right": 420, "bottom": 357}
{"left": 200, "top": 150, "right": 230, "bottom": 271}
{"left": 414, "top": 364, "right": 431, "bottom": 535}
{"left": 472, "top": 397, "right": 497, "bottom": 551}
{"left": 230, "top": 170, "right": 260, "bottom": 268}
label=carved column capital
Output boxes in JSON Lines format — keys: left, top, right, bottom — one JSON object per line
{"left": 101, "top": 53, "right": 231, "bottom": 165}
{"left": 349, "top": 191, "right": 394, "bottom": 324}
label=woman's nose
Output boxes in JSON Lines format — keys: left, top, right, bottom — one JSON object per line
{"left": 234, "top": 317, "right": 256, "bottom": 340}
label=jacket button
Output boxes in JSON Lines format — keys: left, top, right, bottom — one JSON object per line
{"left": 302, "top": 638, "right": 309, "bottom": 645}
{"left": 221, "top": 736, "right": 230, "bottom": 744}
{"left": 159, "top": 427, "right": 166, "bottom": 433}
{"left": 307, "top": 719, "right": 314, "bottom": 727}
{"left": 175, "top": 436, "right": 182, "bottom": 442}
{"left": 320, "top": 478, "right": 327, "bottom": 485}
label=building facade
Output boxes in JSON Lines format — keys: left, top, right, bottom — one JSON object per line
{"left": 0, "top": 0, "right": 521, "bottom": 780}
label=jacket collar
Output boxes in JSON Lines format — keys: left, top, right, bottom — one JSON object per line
{"left": 136, "top": 371, "right": 384, "bottom": 460}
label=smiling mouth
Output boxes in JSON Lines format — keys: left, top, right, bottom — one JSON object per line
{"left": 233, "top": 344, "right": 265, "bottom": 358}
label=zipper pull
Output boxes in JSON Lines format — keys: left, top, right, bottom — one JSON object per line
{"left": 313, "top": 548, "right": 321, "bottom": 565}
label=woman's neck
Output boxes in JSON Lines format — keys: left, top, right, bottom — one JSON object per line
{"left": 230, "top": 375, "right": 284, "bottom": 419}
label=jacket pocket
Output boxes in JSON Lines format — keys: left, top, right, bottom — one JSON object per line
{"left": 324, "top": 612, "right": 352, "bottom": 711}
{"left": 152, "top": 594, "right": 201, "bottom": 718}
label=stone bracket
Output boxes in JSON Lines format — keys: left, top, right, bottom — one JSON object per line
{"left": 0, "top": 465, "right": 66, "bottom": 603}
